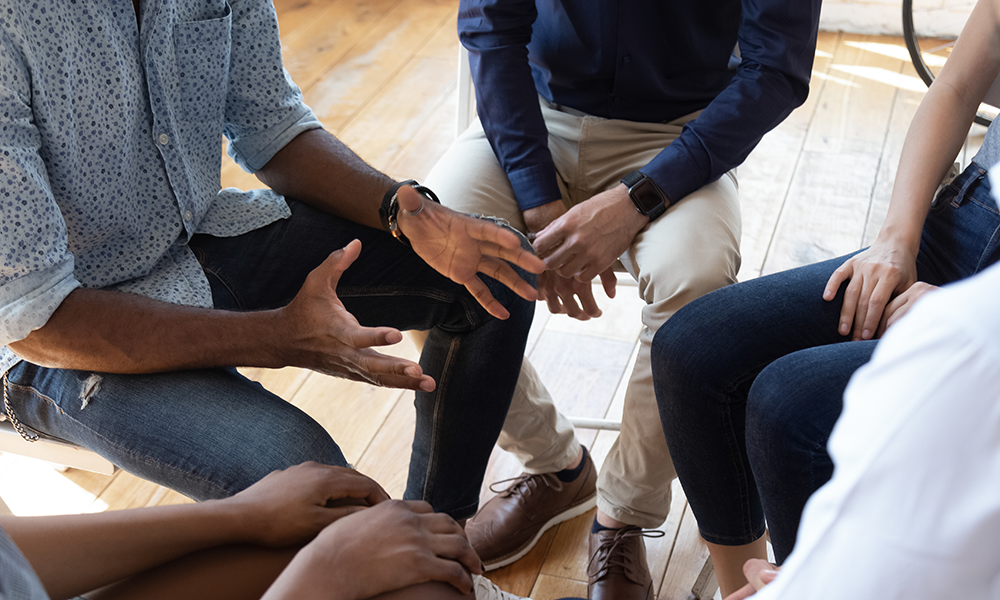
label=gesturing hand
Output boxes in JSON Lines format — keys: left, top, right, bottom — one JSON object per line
{"left": 224, "top": 462, "right": 390, "bottom": 548}
{"left": 823, "top": 241, "right": 918, "bottom": 341}
{"left": 264, "top": 500, "right": 481, "bottom": 600}
{"left": 279, "top": 240, "right": 435, "bottom": 391}
{"left": 396, "top": 186, "right": 544, "bottom": 320}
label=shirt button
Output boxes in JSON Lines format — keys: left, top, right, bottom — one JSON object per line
{"left": 158, "top": 133, "right": 170, "bottom": 145}
{"left": 623, "top": 54, "right": 631, "bottom": 63}
{"left": 184, "top": 210, "right": 193, "bottom": 221}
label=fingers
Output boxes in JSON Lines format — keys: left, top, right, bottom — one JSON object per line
{"left": 338, "top": 347, "right": 435, "bottom": 391}
{"left": 307, "top": 463, "right": 391, "bottom": 508}
{"left": 823, "top": 260, "right": 852, "bottom": 302}
{"left": 566, "top": 278, "right": 601, "bottom": 319}
{"left": 743, "top": 559, "right": 779, "bottom": 591}
{"left": 826, "top": 260, "right": 857, "bottom": 336}
{"left": 319, "top": 239, "right": 363, "bottom": 288}
{"left": 345, "top": 324, "right": 405, "bottom": 349}
{"left": 463, "top": 276, "right": 510, "bottom": 321}
{"left": 860, "top": 277, "right": 895, "bottom": 340}
{"left": 850, "top": 275, "right": 873, "bottom": 341}
{"left": 480, "top": 237, "right": 545, "bottom": 275}
{"left": 877, "top": 283, "right": 939, "bottom": 336}
{"left": 598, "top": 268, "right": 617, "bottom": 299}
{"left": 537, "top": 272, "right": 566, "bottom": 315}
{"left": 396, "top": 184, "right": 425, "bottom": 214}
{"left": 477, "top": 256, "right": 540, "bottom": 303}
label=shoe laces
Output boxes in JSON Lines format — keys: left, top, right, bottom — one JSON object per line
{"left": 588, "top": 527, "right": 665, "bottom": 580}
{"left": 473, "top": 574, "right": 532, "bottom": 600}
{"left": 489, "top": 471, "right": 564, "bottom": 499}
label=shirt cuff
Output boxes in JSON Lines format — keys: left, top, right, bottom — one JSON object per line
{"left": 0, "top": 258, "right": 81, "bottom": 346}
{"left": 507, "top": 162, "right": 563, "bottom": 211}
{"left": 643, "top": 138, "right": 711, "bottom": 205}
{"left": 227, "top": 107, "right": 324, "bottom": 173}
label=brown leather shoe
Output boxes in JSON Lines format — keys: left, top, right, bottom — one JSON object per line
{"left": 587, "top": 526, "right": 660, "bottom": 600}
{"left": 466, "top": 448, "right": 597, "bottom": 570}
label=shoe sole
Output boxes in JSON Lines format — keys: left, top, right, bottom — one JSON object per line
{"left": 482, "top": 492, "right": 598, "bottom": 571}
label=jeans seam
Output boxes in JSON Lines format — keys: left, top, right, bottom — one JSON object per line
{"left": 719, "top": 398, "right": 757, "bottom": 542}
{"left": 202, "top": 266, "right": 247, "bottom": 310}
{"left": 417, "top": 335, "right": 460, "bottom": 506}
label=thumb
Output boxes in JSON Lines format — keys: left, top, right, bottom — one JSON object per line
{"left": 396, "top": 184, "right": 424, "bottom": 213}
{"left": 321, "top": 239, "right": 362, "bottom": 288}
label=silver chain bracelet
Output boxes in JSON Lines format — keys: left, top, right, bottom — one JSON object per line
{"left": 2, "top": 373, "right": 38, "bottom": 443}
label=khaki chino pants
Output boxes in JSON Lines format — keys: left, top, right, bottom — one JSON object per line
{"left": 424, "top": 99, "right": 741, "bottom": 528}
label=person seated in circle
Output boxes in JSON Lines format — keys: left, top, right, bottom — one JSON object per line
{"left": 650, "top": 0, "right": 1000, "bottom": 594}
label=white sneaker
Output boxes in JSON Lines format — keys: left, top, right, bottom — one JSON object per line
{"left": 473, "top": 574, "right": 532, "bottom": 600}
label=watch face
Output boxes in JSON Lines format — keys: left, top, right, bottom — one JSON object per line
{"left": 629, "top": 177, "right": 665, "bottom": 214}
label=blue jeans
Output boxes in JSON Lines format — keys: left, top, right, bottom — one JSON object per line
{"left": 2, "top": 201, "right": 535, "bottom": 520}
{"left": 653, "top": 162, "right": 1000, "bottom": 562}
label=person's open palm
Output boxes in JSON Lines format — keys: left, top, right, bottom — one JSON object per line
{"left": 280, "top": 240, "right": 435, "bottom": 391}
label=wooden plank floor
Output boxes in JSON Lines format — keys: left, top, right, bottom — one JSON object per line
{"left": 0, "top": 2, "right": 988, "bottom": 598}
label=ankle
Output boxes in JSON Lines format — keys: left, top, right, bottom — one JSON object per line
{"left": 595, "top": 510, "right": 629, "bottom": 530}
{"left": 555, "top": 445, "right": 588, "bottom": 483}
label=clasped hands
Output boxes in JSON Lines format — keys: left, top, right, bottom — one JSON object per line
{"left": 222, "top": 462, "right": 482, "bottom": 600}
{"left": 525, "top": 185, "right": 647, "bottom": 320}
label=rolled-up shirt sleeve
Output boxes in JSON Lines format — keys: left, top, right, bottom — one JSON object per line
{"left": 222, "top": 0, "right": 323, "bottom": 173}
{"left": 0, "top": 41, "right": 81, "bottom": 346}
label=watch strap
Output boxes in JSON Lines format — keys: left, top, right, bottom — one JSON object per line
{"left": 378, "top": 180, "right": 441, "bottom": 246}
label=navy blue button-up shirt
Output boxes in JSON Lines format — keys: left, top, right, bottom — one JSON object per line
{"left": 459, "top": 0, "right": 822, "bottom": 210}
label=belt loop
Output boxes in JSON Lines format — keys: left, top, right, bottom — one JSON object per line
{"left": 955, "top": 166, "right": 986, "bottom": 203}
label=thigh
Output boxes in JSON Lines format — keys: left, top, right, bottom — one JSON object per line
{"left": 627, "top": 171, "right": 742, "bottom": 323}
{"left": 4, "top": 362, "right": 346, "bottom": 500}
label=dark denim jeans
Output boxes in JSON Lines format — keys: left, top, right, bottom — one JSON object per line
{"left": 653, "top": 162, "right": 1000, "bottom": 563}
{"left": 2, "top": 201, "right": 535, "bottom": 520}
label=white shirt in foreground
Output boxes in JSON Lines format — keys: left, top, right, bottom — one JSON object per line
{"left": 754, "top": 261, "right": 1000, "bottom": 599}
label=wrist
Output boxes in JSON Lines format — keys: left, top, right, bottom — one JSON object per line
{"left": 251, "top": 308, "right": 299, "bottom": 369}
{"left": 873, "top": 226, "right": 921, "bottom": 259}
{"left": 523, "top": 199, "right": 565, "bottom": 233}
{"left": 612, "top": 184, "right": 651, "bottom": 233}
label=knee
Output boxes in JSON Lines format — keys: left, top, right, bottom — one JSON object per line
{"left": 651, "top": 287, "right": 742, "bottom": 394}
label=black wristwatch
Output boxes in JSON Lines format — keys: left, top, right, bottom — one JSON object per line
{"left": 621, "top": 170, "right": 669, "bottom": 220}
{"left": 378, "top": 179, "right": 441, "bottom": 246}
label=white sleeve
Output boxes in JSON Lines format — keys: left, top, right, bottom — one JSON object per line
{"left": 754, "top": 267, "right": 1000, "bottom": 600}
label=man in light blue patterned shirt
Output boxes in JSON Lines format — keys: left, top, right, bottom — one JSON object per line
{"left": 0, "top": 0, "right": 543, "bottom": 521}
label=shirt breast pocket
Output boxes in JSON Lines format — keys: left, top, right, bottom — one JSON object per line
{"left": 171, "top": 4, "right": 233, "bottom": 136}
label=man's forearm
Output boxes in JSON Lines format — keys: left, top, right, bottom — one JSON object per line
{"left": 255, "top": 128, "right": 394, "bottom": 230}
{"left": 7, "top": 288, "right": 286, "bottom": 374}
{"left": 0, "top": 501, "right": 245, "bottom": 599}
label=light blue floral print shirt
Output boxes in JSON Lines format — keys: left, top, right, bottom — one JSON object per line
{"left": 0, "top": 0, "right": 322, "bottom": 375}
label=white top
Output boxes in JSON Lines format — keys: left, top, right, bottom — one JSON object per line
{"left": 754, "top": 260, "right": 1000, "bottom": 600}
